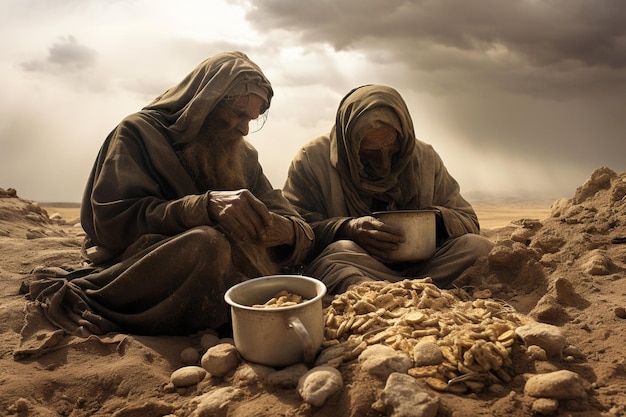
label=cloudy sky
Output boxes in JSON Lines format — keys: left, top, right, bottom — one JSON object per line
{"left": 2, "top": 0, "right": 625, "bottom": 203}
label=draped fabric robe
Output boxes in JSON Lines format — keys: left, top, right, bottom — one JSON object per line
{"left": 27, "top": 52, "right": 314, "bottom": 336}
{"left": 283, "top": 85, "right": 491, "bottom": 292}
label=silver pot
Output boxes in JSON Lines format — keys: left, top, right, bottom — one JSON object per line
{"left": 373, "top": 209, "right": 438, "bottom": 262}
{"left": 224, "top": 275, "right": 326, "bottom": 367}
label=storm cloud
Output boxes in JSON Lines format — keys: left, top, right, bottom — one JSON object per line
{"left": 1, "top": 0, "right": 625, "bottom": 202}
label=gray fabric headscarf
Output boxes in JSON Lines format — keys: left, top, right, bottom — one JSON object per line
{"left": 329, "top": 84, "right": 419, "bottom": 210}
{"left": 142, "top": 51, "right": 273, "bottom": 144}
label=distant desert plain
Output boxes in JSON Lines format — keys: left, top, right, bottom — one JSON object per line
{"left": 40, "top": 200, "right": 555, "bottom": 231}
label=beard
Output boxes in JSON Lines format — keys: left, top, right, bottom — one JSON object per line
{"left": 178, "top": 129, "right": 248, "bottom": 192}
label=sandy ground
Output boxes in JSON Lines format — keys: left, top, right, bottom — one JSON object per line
{"left": 1, "top": 166, "right": 625, "bottom": 417}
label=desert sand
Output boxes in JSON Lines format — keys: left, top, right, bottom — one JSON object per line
{"left": 0, "top": 166, "right": 625, "bottom": 417}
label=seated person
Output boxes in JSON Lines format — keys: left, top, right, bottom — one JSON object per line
{"left": 27, "top": 51, "right": 314, "bottom": 336}
{"left": 283, "top": 84, "right": 493, "bottom": 293}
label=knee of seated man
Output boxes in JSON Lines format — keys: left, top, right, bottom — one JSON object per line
{"left": 179, "top": 226, "right": 233, "bottom": 262}
{"left": 325, "top": 239, "right": 367, "bottom": 254}
{"left": 456, "top": 233, "right": 494, "bottom": 257}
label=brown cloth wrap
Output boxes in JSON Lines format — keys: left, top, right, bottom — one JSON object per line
{"left": 22, "top": 52, "right": 314, "bottom": 348}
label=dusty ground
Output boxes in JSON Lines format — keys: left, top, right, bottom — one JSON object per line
{"left": 0, "top": 166, "right": 625, "bottom": 417}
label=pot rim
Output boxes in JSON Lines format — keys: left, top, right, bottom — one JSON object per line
{"left": 224, "top": 274, "right": 327, "bottom": 312}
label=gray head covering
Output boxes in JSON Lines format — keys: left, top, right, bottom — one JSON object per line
{"left": 329, "top": 84, "right": 418, "bottom": 206}
{"left": 143, "top": 51, "right": 273, "bottom": 143}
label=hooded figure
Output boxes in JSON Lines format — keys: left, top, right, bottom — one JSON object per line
{"left": 283, "top": 84, "right": 492, "bottom": 293}
{"left": 27, "top": 52, "right": 314, "bottom": 337}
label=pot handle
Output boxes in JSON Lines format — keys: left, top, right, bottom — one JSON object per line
{"left": 287, "top": 316, "right": 315, "bottom": 363}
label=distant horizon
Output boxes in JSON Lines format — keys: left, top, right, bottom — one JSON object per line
{"left": 29, "top": 187, "right": 570, "bottom": 207}
{"left": 9, "top": 162, "right": 618, "bottom": 207}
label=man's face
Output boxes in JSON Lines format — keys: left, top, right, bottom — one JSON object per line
{"left": 358, "top": 127, "right": 400, "bottom": 179}
{"left": 208, "top": 94, "right": 265, "bottom": 137}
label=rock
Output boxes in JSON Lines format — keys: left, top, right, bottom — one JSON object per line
{"left": 190, "top": 386, "right": 242, "bottom": 417}
{"left": 49, "top": 212, "right": 63, "bottom": 220}
{"left": 315, "top": 343, "right": 349, "bottom": 367}
{"left": 359, "top": 344, "right": 413, "bottom": 379}
{"left": 180, "top": 347, "right": 201, "bottom": 365}
{"left": 413, "top": 340, "right": 443, "bottom": 366}
{"left": 524, "top": 370, "right": 587, "bottom": 399}
{"left": 526, "top": 345, "right": 547, "bottom": 361}
{"left": 530, "top": 234, "right": 565, "bottom": 254}
{"left": 170, "top": 366, "right": 207, "bottom": 388}
{"left": 515, "top": 322, "right": 566, "bottom": 356}
{"left": 488, "top": 243, "right": 524, "bottom": 268}
{"left": 231, "top": 362, "right": 273, "bottom": 387}
{"left": 615, "top": 307, "right": 626, "bottom": 319}
{"left": 372, "top": 372, "right": 439, "bottom": 417}
{"left": 0, "top": 187, "right": 17, "bottom": 197}
{"left": 200, "top": 333, "right": 220, "bottom": 351}
{"left": 267, "top": 363, "right": 309, "bottom": 388}
{"left": 553, "top": 277, "right": 589, "bottom": 308}
{"left": 531, "top": 398, "right": 559, "bottom": 415}
{"left": 533, "top": 361, "right": 560, "bottom": 374}
{"left": 562, "top": 344, "right": 586, "bottom": 361}
{"left": 573, "top": 166, "right": 615, "bottom": 204}
{"left": 529, "top": 294, "right": 570, "bottom": 325}
{"left": 579, "top": 250, "right": 615, "bottom": 275}
{"left": 297, "top": 365, "right": 343, "bottom": 407}
{"left": 15, "top": 398, "right": 29, "bottom": 412}
{"left": 201, "top": 343, "right": 240, "bottom": 377}
{"left": 510, "top": 227, "right": 537, "bottom": 244}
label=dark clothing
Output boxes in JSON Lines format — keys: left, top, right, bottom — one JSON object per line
{"left": 27, "top": 52, "right": 313, "bottom": 336}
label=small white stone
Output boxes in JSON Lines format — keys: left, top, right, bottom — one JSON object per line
{"left": 413, "top": 340, "right": 443, "bottom": 366}
{"left": 201, "top": 343, "right": 241, "bottom": 377}
{"left": 524, "top": 370, "right": 587, "bottom": 399}
{"left": 516, "top": 323, "right": 567, "bottom": 356}
{"left": 170, "top": 366, "right": 207, "bottom": 388}
{"left": 297, "top": 365, "right": 343, "bottom": 407}
{"left": 359, "top": 344, "right": 413, "bottom": 379}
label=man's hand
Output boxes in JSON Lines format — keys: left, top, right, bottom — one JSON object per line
{"left": 339, "top": 216, "right": 405, "bottom": 262}
{"left": 207, "top": 189, "right": 294, "bottom": 246}
{"left": 259, "top": 212, "right": 295, "bottom": 247}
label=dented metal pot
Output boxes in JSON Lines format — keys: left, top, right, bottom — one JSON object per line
{"left": 224, "top": 275, "right": 326, "bottom": 367}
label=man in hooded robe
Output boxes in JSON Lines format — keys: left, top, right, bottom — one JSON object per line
{"left": 27, "top": 52, "right": 314, "bottom": 336}
{"left": 283, "top": 84, "right": 493, "bottom": 293}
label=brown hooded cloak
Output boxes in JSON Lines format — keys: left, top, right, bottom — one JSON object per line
{"left": 27, "top": 52, "right": 314, "bottom": 337}
{"left": 283, "top": 84, "right": 492, "bottom": 292}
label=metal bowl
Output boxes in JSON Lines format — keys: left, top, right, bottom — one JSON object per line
{"left": 373, "top": 209, "right": 438, "bottom": 262}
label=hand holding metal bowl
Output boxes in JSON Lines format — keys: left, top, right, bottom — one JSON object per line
{"left": 372, "top": 209, "right": 438, "bottom": 262}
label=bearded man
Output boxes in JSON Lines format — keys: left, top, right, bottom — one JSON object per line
{"left": 27, "top": 52, "right": 314, "bottom": 336}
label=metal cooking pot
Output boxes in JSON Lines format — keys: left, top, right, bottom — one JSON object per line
{"left": 224, "top": 275, "right": 326, "bottom": 367}
{"left": 373, "top": 209, "right": 438, "bottom": 262}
